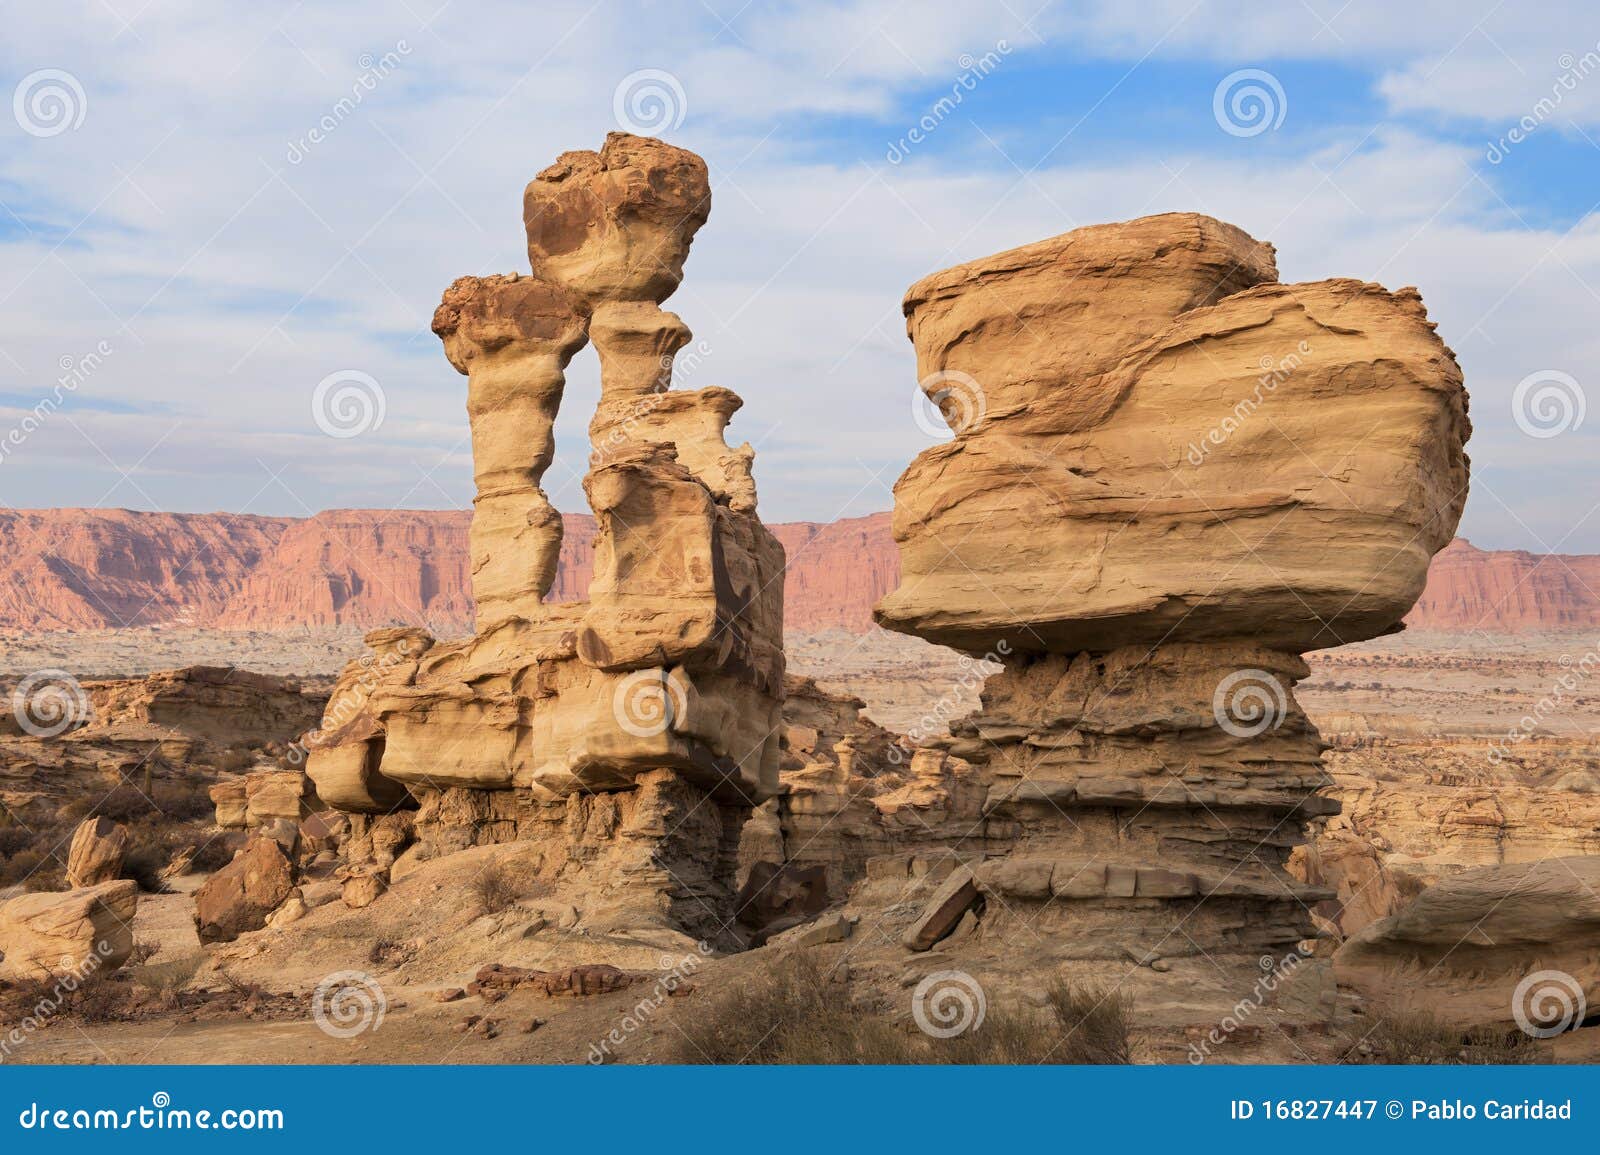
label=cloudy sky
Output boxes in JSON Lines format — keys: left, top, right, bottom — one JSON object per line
{"left": 1, "top": 0, "right": 1597, "bottom": 551}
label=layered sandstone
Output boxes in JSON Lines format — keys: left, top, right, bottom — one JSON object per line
{"left": 3, "top": 508, "right": 1586, "bottom": 637}
{"left": 302, "top": 134, "right": 784, "bottom": 940}
{"left": 874, "top": 213, "right": 1470, "bottom": 981}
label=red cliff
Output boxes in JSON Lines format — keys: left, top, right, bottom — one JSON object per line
{"left": 0, "top": 509, "right": 1590, "bottom": 636}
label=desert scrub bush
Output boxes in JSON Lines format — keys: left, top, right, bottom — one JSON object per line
{"left": 130, "top": 951, "right": 205, "bottom": 1001}
{"left": 669, "top": 956, "right": 1136, "bottom": 1065}
{"left": 1041, "top": 977, "right": 1134, "bottom": 1064}
{"left": 0, "top": 846, "right": 66, "bottom": 892}
{"left": 119, "top": 833, "right": 173, "bottom": 894}
{"left": 1344, "top": 1008, "right": 1534, "bottom": 1065}
{"left": 471, "top": 864, "right": 522, "bottom": 914}
{"left": 668, "top": 952, "right": 908, "bottom": 1063}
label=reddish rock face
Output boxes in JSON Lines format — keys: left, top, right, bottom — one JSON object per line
{"left": 0, "top": 507, "right": 1594, "bottom": 635}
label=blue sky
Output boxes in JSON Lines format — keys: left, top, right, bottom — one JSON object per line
{"left": 1, "top": 0, "right": 1598, "bottom": 552}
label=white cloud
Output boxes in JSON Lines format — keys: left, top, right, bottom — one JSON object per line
{"left": 0, "top": 0, "right": 1596, "bottom": 552}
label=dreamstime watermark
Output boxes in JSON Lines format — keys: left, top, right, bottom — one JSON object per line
{"left": 612, "top": 669, "right": 690, "bottom": 738}
{"left": 1213, "top": 69, "right": 1287, "bottom": 137}
{"left": 0, "top": 940, "right": 116, "bottom": 1063}
{"left": 911, "top": 970, "right": 986, "bottom": 1038}
{"left": 1487, "top": 648, "right": 1598, "bottom": 764}
{"left": 912, "top": 369, "right": 986, "bottom": 439}
{"left": 13, "top": 69, "right": 87, "bottom": 137}
{"left": 1486, "top": 44, "right": 1600, "bottom": 164}
{"left": 613, "top": 69, "right": 686, "bottom": 137}
{"left": 311, "top": 970, "right": 387, "bottom": 1039}
{"left": 1212, "top": 668, "right": 1288, "bottom": 738}
{"left": 312, "top": 369, "right": 386, "bottom": 438}
{"left": 0, "top": 340, "right": 113, "bottom": 469}
{"left": 885, "top": 41, "right": 1012, "bottom": 164}
{"left": 1511, "top": 369, "right": 1584, "bottom": 439}
{"left": 587, "top": 944, "right": 712, "bottom": 1063}
{"left": 11, "top": 669, "right": 89, "bottom": 738}
{"left": 1186, "top": 341, "right": 1311, "bottom": 466}
{"left": 15, "top": 1093, "right": 283, "bottom": 1131}
{"left": 286, "top": 42, "right": 411, "bottom": 164}
{"left": 1512, "top": 969, "right": 1586, "bottom": 1038}
{"left": 887, "top": 641, "right": 1011, "bottom": 764}
{"left": 1186, "top": 947, "right": 1309, "bottom": 1063}
{"left": 288, "top": 635, "right": 427, "bottom": 765}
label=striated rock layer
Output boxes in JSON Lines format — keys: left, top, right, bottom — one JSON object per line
{"left": 1, "top": 507, "right": 1583, "bottom": 636}
{"left": 874, "top": 212, "right": 1470, "bottom": 981}
{"left": 303, "top": 134, "right": 784, "bottom": 940}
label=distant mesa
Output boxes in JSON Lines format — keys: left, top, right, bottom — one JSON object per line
{"left": 0, "top": 508, "right": 1590, "bottom": 636}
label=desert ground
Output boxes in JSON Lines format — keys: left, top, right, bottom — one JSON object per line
{"left": 3, "top": 624, "right": 1597, "bottom": 1065}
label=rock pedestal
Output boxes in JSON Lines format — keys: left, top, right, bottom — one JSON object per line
{"left": 875, "top": 213, "right": 1469, "bottom": 989}
{"left": 305, "top": 134, "right": 784, "bottom": 938}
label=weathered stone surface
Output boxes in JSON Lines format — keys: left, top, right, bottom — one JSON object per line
{"left": 65, "top": 817, "right": 128, "bottom": 888}
{"left": 301, "top": 134, "right": 783, "bottom": 939}
{"left": 192, "top": 836, "right": 295, "bottom": 944}
{"left": 211, "top": 769, "right": 318, "bottom": 830}
{"left": 1334, "top": 858, "right": 1600, "bottom": 1031}
{"left": 901, "top": 865, "right": 978, "bottom": 951}
{"left": 876, "top": 214, "right": 1469, "bottom": 655}
{"left": 0, "top": 880, "right": 137, "bottom": 980}
{"left": 870, "top": 212, "right": 1466, "bottom": 986}
{"left": 522, "top": 132, "right": 709, "bottom": 308}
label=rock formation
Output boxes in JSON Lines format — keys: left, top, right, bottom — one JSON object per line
{"left": 304, "top": 134, "right": 784, "bottom": 942}
{"left": 1334, "top": 857, "right": 1600, "bottom": 1032}
{"left": 65, "top": 816, "right": 128, "bottom": 888}
{"left": 192, "top": 835, "right": 296, "bottom": 944}
{"left": 0, "top": 879, "right": 136, "bottom": 980}
{"left": 7, "top": 507, "right": 1582, "bottom": 636}
{"left": 874, "top": 213, "right": 1470, "bottom": 976}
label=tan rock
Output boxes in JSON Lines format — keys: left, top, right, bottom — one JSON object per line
{"left": 341, "top": 869, "right": 387, "bottom": 910}
{"left": 901, "top": 865, "right": 978, "bottom": 951}
{"left": 876, "top": 214, "right": 1469, "bottom": 655}
{"left": 0, "top": 880, "right": 137, "bottom": 981}
{"left": 522, "top": 132, "right": 709, "bottom": 308}
{"left": 192, "top": 836, "right": 295, "bottom": 944}
{"left": 65, "top": 817, "right": 128, "bottom": 888}
{"left": 302, "top": 133, "right": 784, "bottom": 942}
{"left": 1334, "top": 858, "right": 1600, "bottom": 1031}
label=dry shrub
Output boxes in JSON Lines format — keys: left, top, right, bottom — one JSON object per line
{"left": 0, "top": 847, "right": 66, "bottom": 892}
{"left": 472, "top": 864, "right": 522, "bottom": 914}
{"left": 1043, "top": 978, "right": 1134, "bottom": 1064}
{"left": 1345, "top": 1008, "right": 1534, "bottom": 1065}
{"left": 130, "top": 951, "right": 205, "bottom": 1000}
{"left": 668, "top": 953, "right": 908, "bottom": 1063}
{"left": 668, "top": 954, "right": 1135, "bottom": 1065}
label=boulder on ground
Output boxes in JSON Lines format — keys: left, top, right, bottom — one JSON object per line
{"left": 1334, "top": 857, "right": 1600, "bottom": 1031}
{"left": 901, "top": 864, "right": 979, "bottom": 951}
{"left": 192, "top": 836, "right": 295, "bottom": 944}
{"left": 0, "top": 879, "right": 137, "bottom": 980}
{"left": 65, "top": 817, "right": 129, "bottom": 888}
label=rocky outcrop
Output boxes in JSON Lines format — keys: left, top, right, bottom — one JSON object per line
{"left": 0, "top": 880, "right": 137, "bottom": 980}
{"left": 302, "top": 134, "right": 784, "bottom": 942}
{"left": 1334, "top": 858, "right": 1600, "bottom": 1033}
{"left": 65, "top": 817, "right": 128, "bottom": 888}
{"left": 210, "top": 769, "right": 319, "bottom": 831}
{"left": 79, "top": 666, "right": 326, "bottom": 754}
{"left": 192, "top": 836, "right": 296, "bottom": 944}
{"left": 4, "top": 508, "right": 1588, "bottom": 636}
{"left": 874, "top": 213, "right": 1469, "bottom": 980}
{"left": 735, "top": 676, "right": 999, "bottom": 903}
{"left": 1404, "top": 537, "right": 1600, "bottom": 632}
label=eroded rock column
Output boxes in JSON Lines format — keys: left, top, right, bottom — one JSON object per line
{"left": 875, "top": 212, "right": 1471, "bottom": 970}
